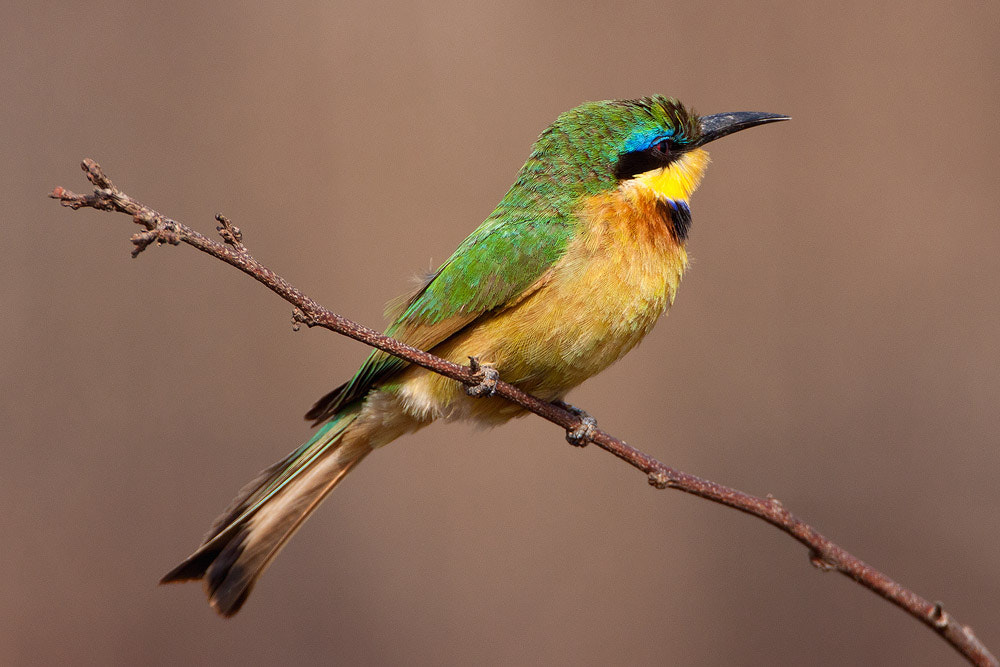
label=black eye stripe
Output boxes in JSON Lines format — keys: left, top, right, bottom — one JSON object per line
{"left": 613, "top": 141, "right": 679, "bottom": 180}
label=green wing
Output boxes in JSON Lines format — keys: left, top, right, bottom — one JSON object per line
{"left": 305, "top": 209, "right": 575, "bottom": 424}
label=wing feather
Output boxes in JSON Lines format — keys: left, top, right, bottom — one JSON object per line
{"left": 305, "top": 210, "right": 574, "bottom": 423}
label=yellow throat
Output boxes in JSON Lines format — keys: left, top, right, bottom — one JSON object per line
{"left": 632, "top": 147, "right": 711, "bottom": 203}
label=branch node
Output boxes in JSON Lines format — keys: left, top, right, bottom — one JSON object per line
{"left": 931, "top": 602, "right": 950, "bottom": 629}
{"left": 648, "top": 470, "right": 672, "bottom": 489}
{"left": 291, "top": 307, "right": 314, "bottom": 331}
{"left": 130, "top": 230, "right": 156, "bottom": 257}
{"left": 766, "top": 493, "right": 794, "bottom": 523}
{"left": 465, "top": 357, "right": 499, "bottom": 397}
{"left": 809, "top": 550, "right": 836, "bottom": 572}
{"left": 82, "top": 158, "right": 114, "bottom": 190}
{"left": 163, "top": 223, "right": 181, "bottom": 244}
{"left": 129, "top": 220, "right": 181, "bottom": 257}
{"left": 216, "top": 213, "right": 247, "bottom": 252}
{"left": 50, "top": 187, "right": 83, "bottom": 209}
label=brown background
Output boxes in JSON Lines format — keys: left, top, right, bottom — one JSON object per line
{"left": 4, "top": 1, "right": 998, "bottom": 664}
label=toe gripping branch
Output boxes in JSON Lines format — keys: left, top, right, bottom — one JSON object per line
{"left": 465, "top": 357, "right": 499, "bottom": 397}
{"left": 463, "top": 361, "right": 594, "bottom": 447}
{"left": 554, "top": 400, "right": 597, "bottom": 447}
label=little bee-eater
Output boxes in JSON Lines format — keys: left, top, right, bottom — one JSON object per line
{"left": 161, "top": 96, "right": 788, "bottom": 615}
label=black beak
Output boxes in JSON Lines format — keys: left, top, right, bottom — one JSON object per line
{"left": 694, "top": 111, "right": 790, "bottom": 146}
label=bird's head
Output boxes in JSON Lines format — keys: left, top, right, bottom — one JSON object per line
{"left": 513, "top": 96, "right": 788, "bottom": 218}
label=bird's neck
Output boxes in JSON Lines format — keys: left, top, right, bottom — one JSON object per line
{"left": 618, "top": 147, "right": 710, "bottom": 241}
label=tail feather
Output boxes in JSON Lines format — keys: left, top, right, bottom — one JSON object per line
{"left": 161, "top": 408, "right": 368, "bottom": 616}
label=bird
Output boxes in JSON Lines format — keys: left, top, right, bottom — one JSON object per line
{"left": 160, "top": 96, "right": 788, "bottom": 616}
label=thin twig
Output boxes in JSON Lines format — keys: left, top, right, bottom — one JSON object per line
{"left": 51, "top": 160, "right": 996, "bottom": 666}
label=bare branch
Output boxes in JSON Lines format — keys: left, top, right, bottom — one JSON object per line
{"left": 51, "top": 160, "right": 997, "bottom": 667}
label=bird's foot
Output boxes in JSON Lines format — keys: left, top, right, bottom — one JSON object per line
{"left": 554, "top": 400, "right": 597, "bottom": 447}
{"left": 466, "top": 357, "right": 499, "bottom": 397}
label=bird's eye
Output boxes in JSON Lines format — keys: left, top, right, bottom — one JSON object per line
{"left": 652, "top": 140, "right": 670, "bottom": 157}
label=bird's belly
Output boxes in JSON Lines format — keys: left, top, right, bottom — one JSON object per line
{"left": 395, "top": 190, "right": 689, "bottom": 424}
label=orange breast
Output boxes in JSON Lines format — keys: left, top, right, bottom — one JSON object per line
{"left": 395, "top": 183, "right": 689, "bottom": 424}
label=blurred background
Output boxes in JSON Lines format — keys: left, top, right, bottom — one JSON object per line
{"left": 3, "top": 1, "right": 998, "bottom": 664}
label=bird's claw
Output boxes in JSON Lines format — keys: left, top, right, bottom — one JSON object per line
{"left": 466, "top": 357, "right": 499, "bottom": 397}
{"left": 566, "top": 416, "right": 597, "bottom": 447}
{"left": 555, "top": 401, "right": 597, "bottom": 447}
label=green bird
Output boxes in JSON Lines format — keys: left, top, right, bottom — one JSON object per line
{"left": 161, "top": 96, "right": 788, "bottom": 615}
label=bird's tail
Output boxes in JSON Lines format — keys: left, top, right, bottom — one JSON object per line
{"left": 160, "top": 405, "right": 370, "bottom": 616}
